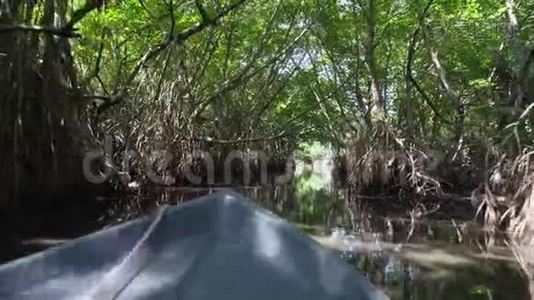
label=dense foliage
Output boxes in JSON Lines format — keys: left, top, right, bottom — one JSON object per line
{"left": 1, "top": 0, "right": 533, "bottom": 238}
{"left": 67, "top": 0, "right": 534, "bottom": 159}
{"left": 2, "top": 1, "right": 534, "bottom": 295}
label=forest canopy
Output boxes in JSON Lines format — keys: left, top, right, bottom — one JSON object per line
{"left": 68, "top": 0, "right": 534, "bottom": 150}
{"left": 0, "top": 0, "right": 533, "bottom": 241}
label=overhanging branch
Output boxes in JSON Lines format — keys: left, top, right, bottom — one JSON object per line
{"left": 124, "top": 0, "right": 248, "bottom": 87}
{"left": 190, "top": 131, "right": 290, "bottom": 144}
{"left": 95, "top": 0, "right": 249, "bottom": 113}
{"left": 0, "top": 24, "right": 79, "bottom": 37}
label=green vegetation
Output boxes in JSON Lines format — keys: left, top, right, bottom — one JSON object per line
{"left": 295, "top": 169, "right": 330, "bottom": 224}
{"left": 1, "top": 0, "right": 534, "bottom": 259}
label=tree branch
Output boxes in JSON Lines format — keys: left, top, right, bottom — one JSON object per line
{"left": 95, "top": 0, "right": 249, "bottom": 113}
{"left": 195, "top": 0, "right": 211, "bottom": 23}
{"left": 430, "top": 49, "right": 459, "bottom": 106}
{"left": 190, "top": 25, "right": 310, "bottom": 119}
{"left": 504, "top": 0, "right": 519, "bottom": 35}
{"left": 403, "top": 0, "right": 451, "bottom": 126}
{"left": 0, "top": 24, "right": 79, "bottom": 37}
{"left": 124, "top": 0, "right": 248, "bottom": 87}
{"left": 66, "top": 0, "right": 106, "bottom": 30}
{"left": 191, "top": 131, "right": 290, "bottom": 144}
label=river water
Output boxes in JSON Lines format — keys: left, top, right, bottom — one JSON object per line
{"left": 141, "top": 152, "right": 533, "bottom": 299}
{"left": 7, "top": 150, "right": 534, "bottom": 299}
{"left": 288, "top": 151, "right": 531, "bottom": 299}
{"left": 293, "top": 155, "right": 534, "bottom": 300}
{"left": 304, "top": 219, "right": 530, "bottom": 299}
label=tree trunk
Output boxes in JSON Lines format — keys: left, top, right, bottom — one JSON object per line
{"left": 362, "top": 0, "right": 385, "bottom": 120}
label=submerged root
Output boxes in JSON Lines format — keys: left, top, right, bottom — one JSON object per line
{"left": 346, "top": 126, "right": 439, "bottom": 197}
{"left": 473, "top": 150, "right": 534, "bottom": 247}
{"left": 343, "top": 123, "right": 475, "bottom": 217}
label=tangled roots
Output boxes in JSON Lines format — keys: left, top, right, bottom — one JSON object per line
{"left": 473, "top": 150, "right": 534, "bottom": 245}
{"left": 345, "top": 124, "right": 442, "bottom": 199}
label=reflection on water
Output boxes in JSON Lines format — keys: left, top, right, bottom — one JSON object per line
{"left": 303, "top": 220, "right": 530, "bottom": 300}
{"left": 288, "top": 152, "right": 532, "bottom": 300}
{"left": 167, "top": 182, "right": 532, "bottom": 299}
{"left": 9, "top": 149, "right": 533, "bottom": 299}
{"left": 157, "top": 156, "right": 530, "bottom": 299}
{"left": 107, "top": 149, "right": 532, "bottom": 300}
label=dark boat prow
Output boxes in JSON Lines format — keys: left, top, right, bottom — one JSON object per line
{"left": 0, "top": 191, "right": 387, "bottom": 300}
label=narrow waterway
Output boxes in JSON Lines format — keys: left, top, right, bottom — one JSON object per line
{"left": 4, "top": 148, "right": 533, "bottom": 300}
